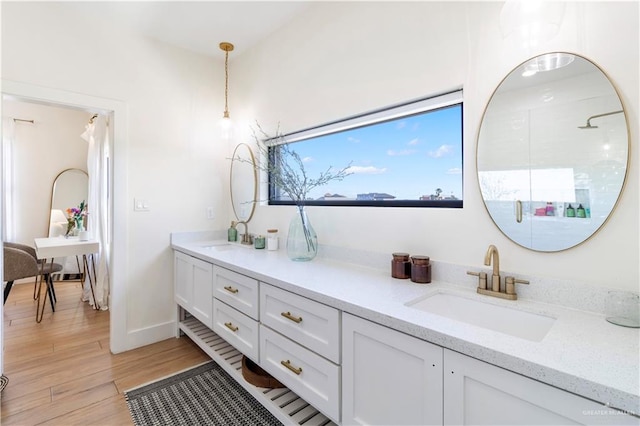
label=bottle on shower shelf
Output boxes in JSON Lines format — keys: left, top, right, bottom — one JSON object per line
{"left": 545, "top": 202, "right": 555, "bottom": 216}
{"left": 566, "top": 204, "right": 576, "bottom": 218}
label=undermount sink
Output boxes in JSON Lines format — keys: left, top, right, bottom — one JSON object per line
{"left": 201, "top": 241, "right": 252, "bottom": 251}
{"left": 201, "top": 242, "right": 234, "bottom": 251}
{"left": 406, "top": 292, "right": 556, "bottom": 342}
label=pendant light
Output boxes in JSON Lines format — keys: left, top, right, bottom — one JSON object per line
{"left": 219, "top": 41, "right": 234, "bottom": 139}
{"left": 500, "top": 0, "right": 565, "bottom": 49}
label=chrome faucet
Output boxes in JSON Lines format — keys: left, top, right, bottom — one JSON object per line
{"left": 236, "top": 221, "right": 252, "bottom": 245}
{"left": 467, "top": 244, "right": 529, "bottom": 300}
{"left": 484, "top": 244, "right": 500, "bottom": 292}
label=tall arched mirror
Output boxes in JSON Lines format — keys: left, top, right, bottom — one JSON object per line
{"left": 477, "top": 53, "right": 629, "bottom": 252}
{"left": 48, "top": 168, "right": 88, "bottom": 237}
{"left": 230, "top": 143, "right": 258, "bottom": 223}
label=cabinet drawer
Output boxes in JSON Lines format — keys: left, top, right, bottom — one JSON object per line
{"left": 260, "top": 325, "right": 340, "bottom": 423}
{"left": 260, "top": 283, "right": 340, "bottom": 363}
{"left": 212, "top": 299, "right": 259, "bottom": 362}
{"left": 213, "top": 265, "right": 259, "bottom": 320}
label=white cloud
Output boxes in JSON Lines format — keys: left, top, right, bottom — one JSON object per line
{"left": 428, "top": 144, "right": 454, "bottom": 158}
{"left": 347, "top": 136, "right": 360, "bottom": 143}
{"left": 302, "top": 156, "right": 313, "bottom": 163}
{"left": 387, "top": 149, "right": 416, "bottom": 156}
{"left": 346, "top": 165, "right": 387, "bottom": 175}
{"left": 396, "top": 121, "right": 406, "bottom": 129}
{"left": 447, "top": 167, "right": 462, "bottom": 175}
{"left": 407, "top": 138, "right": 419, "bottom": 146}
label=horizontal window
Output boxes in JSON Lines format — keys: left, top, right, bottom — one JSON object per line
{"left": 266, "top": 90, "right": 463, "bottom": 208}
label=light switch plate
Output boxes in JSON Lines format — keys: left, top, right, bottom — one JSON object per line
{"left": 134, "top": 198, "right": 149, "bottom": 211}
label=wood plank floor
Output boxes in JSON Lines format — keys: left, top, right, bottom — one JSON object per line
{"left": 1, "top": 279, "right": 210, "bottom": 425}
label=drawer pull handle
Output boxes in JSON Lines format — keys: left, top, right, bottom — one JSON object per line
{"left": 224, "top": 285, "right": 239, "bottom": 294}
{"left": 224, "top": 322, "right": 238, "bottom": 332}
{"left": 281, "top": 311, "right": 302, "bottom": 323}
{"left": 281, "top": 359, "right": 302, "bottom": 375}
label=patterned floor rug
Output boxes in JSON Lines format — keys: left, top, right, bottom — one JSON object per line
{"left": 125, "top": 361, "right": 283, "bottom": 425}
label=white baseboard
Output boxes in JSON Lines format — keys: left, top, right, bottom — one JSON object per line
{"left": 123, "top": 320, "right": 177, "bottom": 352}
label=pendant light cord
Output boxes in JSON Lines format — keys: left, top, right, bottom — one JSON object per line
{"left": 219, "top": 42, "right": 234, "bottom": 119}
{"left": 224, "top": 49, "right": 229, "bottom": 117}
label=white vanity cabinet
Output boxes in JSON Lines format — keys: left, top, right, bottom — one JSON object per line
{"left": 342, "top": 313, "right": 444, "bottom": 425}
{"left": 443, "top": 349, "right": 639, "bottom": 426}
{"left": 172, "top": 244, "right": 638, "bottom": 426}
{"left": 174, "top": 251, "right": 213, "bottom": 328}
{"left": 174, "top": 251, "right": 337, "bottom": 426}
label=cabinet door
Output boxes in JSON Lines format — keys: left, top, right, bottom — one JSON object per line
{"left": 342, "top": 313, "right": 443, "bottom": 425}
{"left": 444, "top": 349, "right": 639, "bottom": 425}
{"left": 190, "top": 256, "right": 213, "bottom": 328}
{"left": 174, "top": 251, "right": 192, "bottom": 309}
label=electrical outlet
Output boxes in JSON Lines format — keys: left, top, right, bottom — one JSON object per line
{"left": 206, "top": 206, "right": 215, "bottom": 219}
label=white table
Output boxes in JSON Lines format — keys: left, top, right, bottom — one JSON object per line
{"left": 34, "top": 237, "right": 100, "bottom": 322}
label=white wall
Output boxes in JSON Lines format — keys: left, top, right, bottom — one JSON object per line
{"left": 2, "top": 2, "right": 230, "bottom": 351}
{"left": 2, "top": 99, "right": 89, "bottom": 243}
{"left": 234, "top": 2, "right": 639, "bottom": 291}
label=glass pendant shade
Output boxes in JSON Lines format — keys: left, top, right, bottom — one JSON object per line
{"left": 500, "top": 0, "right": 565, "bottom": 48}
{"left": 220, "top": 115, "right": 233, "bottom": 140}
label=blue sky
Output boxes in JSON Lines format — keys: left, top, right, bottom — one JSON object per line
{"left": 284, "top": 104, "right": 463, "bottom": 200}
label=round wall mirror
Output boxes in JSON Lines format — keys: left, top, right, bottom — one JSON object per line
{"left": 48, "top": 168, "right": 89, "bottom": 237}
{"left": 230, "top": 143, "right": 258, "bottom": 223}
{"left": 477, "top": 52, "right": 629, "bottom": 252}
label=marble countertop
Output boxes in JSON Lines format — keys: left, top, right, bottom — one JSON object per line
{"left": 172, "top": 237, "right": 640, "bottom": 416}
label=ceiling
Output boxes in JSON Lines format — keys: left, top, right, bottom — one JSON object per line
{"left": 59, "top": 1, "right": 312, "bottom": 59}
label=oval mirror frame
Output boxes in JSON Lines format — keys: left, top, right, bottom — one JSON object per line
{"left": 230, "top": 143, "right": 258, "bottom": 223}
{"left": 477, "top": 52, "right": 630, "bottom": 252}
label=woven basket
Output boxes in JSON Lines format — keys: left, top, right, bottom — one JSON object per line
{"left": 241, "top": 356, "right": 285, "bottom": 389}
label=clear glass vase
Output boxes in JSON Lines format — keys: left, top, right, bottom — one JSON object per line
{"left": 74, "top": 217, "right": 84, "bottom": 236}
{"left": 287, "top": 206, "right": 318, "bottom": 261}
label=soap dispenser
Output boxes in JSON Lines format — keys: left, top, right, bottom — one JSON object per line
{"left": 566, "top": 204, "right": 576, "bottom": 218}
{"left": 228, "top": 221, "right": 238, "bottom": 242}
{"left": 576, "top": 204, "right": 586, "bottom": 218}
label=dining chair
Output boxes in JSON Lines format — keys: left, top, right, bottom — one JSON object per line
{"left": 3, "top": 242, "right": 62, "bottom": 312}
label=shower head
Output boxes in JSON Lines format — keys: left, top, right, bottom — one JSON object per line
{"left": 578, "top": 110, "right": 623, "bottom": 129}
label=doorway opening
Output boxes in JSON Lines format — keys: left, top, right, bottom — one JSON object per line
{"left": 1, "top": 81, "right": 128, "bottom": 373}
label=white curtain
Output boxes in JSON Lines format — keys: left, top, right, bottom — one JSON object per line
{"left": 81, "top": 116, "right": 110, "bottom": 310}
{"left": 1, "top": 118, "right": 15, "bottom": 242}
